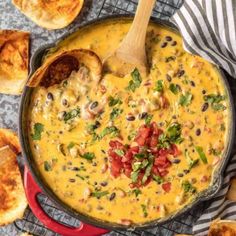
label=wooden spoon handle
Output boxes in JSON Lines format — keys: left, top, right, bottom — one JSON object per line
{"left": 117, "top": 0, "right": 156, "bottom": 64}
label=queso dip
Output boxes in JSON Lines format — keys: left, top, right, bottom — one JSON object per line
{"left": 28, "top": 19, "right": 230, "bottom": 224}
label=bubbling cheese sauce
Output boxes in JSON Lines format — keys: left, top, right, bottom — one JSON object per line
{"left": 28, "top": 19, "right": 230, "bottom": 224}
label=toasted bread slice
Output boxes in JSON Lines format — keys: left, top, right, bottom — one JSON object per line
{"left": 0, "top": 146, "right": 27, "bottom": 226}
{"left": 0, "top": 30, "right": 29, "bottom": 95}
{"left": 12, "top": 0, "right": 84, "bottom": 30}
{"left": 27, "top": 49, "right": 102, "bottom": 88}
{"left": 208, "top": 219, "right": 236, "bottom": 236}
{"left": 0, "top": 129, "right": 21, "bottom": 155}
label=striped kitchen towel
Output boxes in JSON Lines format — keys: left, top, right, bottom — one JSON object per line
{"left": 192, "top": 155, "right": 236, "bottom": 235}
{"left": 171, "top": 0, "right": 236, "bottom": 78}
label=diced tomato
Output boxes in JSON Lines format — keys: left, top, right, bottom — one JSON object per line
{"left": 109, "top": 140, "right": 124, "bottom": 149}
{"left": 110, "top": 159, "right": 123, "bottom": 178}
{"left": 159, "top": 169, "right": 169, "bottom": 177}
{"left": 154, "top": 155, "right": 168, "bottom": 167}
{"left": 107, "top": 122, "right": 181, "bottom": 186}
{"left": 168, "top": 144, "right": 181, "bottom": 157}
{"left": 151, "top": 166, "right": 160, "bottom": 175}
{"left": 124, "top": 168, "right": 132, "bottom": 178}
{"left": 149, "top": 135, "right": 158, "bottom": 147}
{"left": 162, "top": 182, "right": 171, "bottom": 192}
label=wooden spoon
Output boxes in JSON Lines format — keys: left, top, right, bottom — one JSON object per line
{"left": 103, "top": 0, "right": 156, "bottom": 77}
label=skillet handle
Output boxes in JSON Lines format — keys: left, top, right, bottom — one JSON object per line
{"left": 24, "top": 166, "right": 109, "bottom": 236}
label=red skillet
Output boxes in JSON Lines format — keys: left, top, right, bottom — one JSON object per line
{"left": 24, "top": 166, "right": 109, "bottom": 236}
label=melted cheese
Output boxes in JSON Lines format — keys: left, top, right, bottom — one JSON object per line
{"left": 28, "top": 19, "right": 230, "bottom": 224}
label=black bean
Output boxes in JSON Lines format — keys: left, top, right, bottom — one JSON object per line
{"left": 202, "top": 90, "right": 206, "bottom": 94}
{"left": 201, "top": 103, "right": 209, "bottom": 112}
{"left": 59, "top": 131, "right": 63, "bottom": 134}
{"left": 165, "top": 36, "right": 172, "bottom": 41}
{"left": 71, "top": 167, "right": 79, "bottom": 171}
{"left": 177, "top": 70, "right": 185, "bottom": 77}
{"left": 161, "top": 42, "right": 168, "bottom": 48}
{"left": 94, "top": 182, "right": 98, "bottom": 185}
{"left": 47, "top": 92, "right": 54, "bottom": 100}
{"left": 139, "top": 112, "right": 148, "bottom": 120}
{"left": 166, "top": 74, "right": 172, "bottom": 82}
{"left": 90, "top": 101, "right": 98, "bottom": 109}
{"left": 92, "top": 162, "right": 97, "bottom": 166}
{"left": 177, "top": 173, "right": 184, "bottom": 177}
{"left": 126, "top": 115, "right": 135, "bottom": 121}
{"left": 69, "top": 178, "right": 76, "bottom": 183}
{"left": 183, "top": 169, "right": 190, "bottom": 174}
{"left": 100, "top": 181, "right": 108, "bottom": 187}
{"left": 104, "top": 157, "right": 108, "bottom": 162}
{"left": 172, "top": 159, "right": 181, "bottom": 164}
{"left": 172, "top": 115, "right": 177, "bottom": 119}
{"left": 109, "top": 192, "right": 116, "bottom": 201}
{"left": 190, "top": 81, "right": 195, "bottom": 87}
{"left": 94, "top": 121, "right": 101, "bottom": 129}
{"left": 171, "top": 41, "right": 177, "bottom": 46}
{"left": 62, "top": 99, "right": 68, "bottom": 106}
{"left": 196, "top": 129, "right": 201, "bottom": 136}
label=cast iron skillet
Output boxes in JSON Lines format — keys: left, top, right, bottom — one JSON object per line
{"left": 19, "top": 15, "right": 235, "bottom": 234}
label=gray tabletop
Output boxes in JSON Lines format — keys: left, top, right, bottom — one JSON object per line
{"left": 1, "top": 0, "right": 235, "bottom": 236}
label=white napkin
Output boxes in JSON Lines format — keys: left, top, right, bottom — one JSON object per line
{"left": 171, "top": 0, "right": 236, "bottom": 78}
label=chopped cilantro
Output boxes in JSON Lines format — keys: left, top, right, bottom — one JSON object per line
{"left": 169, "top": 83, "right": 180, "bottom": 95}
{"left": 127, "top": 68, "right": 142, "bottom": 92}
{"left": 108, "top": 96, "right": 122, "bottom": 107}
{"left": 80, "top": 152, "right": 95, "bottom": 161}
{"left": 133, "top": 189, "right": 142, "bottom": 197}
{"left": 134, "top": 153, "right": 146, "bottom": 159}
{"left": 154, "top": 80, "right": 164, "bottom": 93}
{"left": 67, "top": 142, "right": 75, "bottom": 150}
{"left": 185, "top": 150, "right": 199, "bottom": 170}
{"left": 142, "top": 157, "right": 153, "bottom": 184}
{"left": 141, "top": 204, "right": 148, "bottom": 217}
{"left": 63, "top": 107, "right": 80, "bottom": 123}
{"left": 179, "top": 92, "right": 193, "bottom": 106}
{"left": 204, "top": 94, "right": 226, "bottom": 111}
{"left": 110, "top": 108, "right": 123, "bottom": 120}
{"left": 99, "top": 126, "right": 120, "bottom": 139}
{"left": 91, "top": 191, "right": 109, "bottom": 198}
{"left": 44, "top": 161, "right": 52, "bottom": 171}
{"left": 153, "top": 175, "right": 164, "bottom": 184}
{"left": 32, "top": 123, "right": 44, "bottom": 141}
{"left": 166, "top": 123, "right": 183, "bottom": 144}
{"left": 131, "top": 170, "right": 140, "bottom": 183}
{"left": 195, "top": 146, "right": 208, "bottom": 164}
{"left": 145, "top": 114, "right": 153, "bottom": 125}
{"left": 114, "top": 149, "right": 125, "bottom": 156}
{"left": 182, "top": 180, "right": 196, "bottom": 194}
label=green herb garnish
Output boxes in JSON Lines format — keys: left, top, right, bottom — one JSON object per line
{"left": 141, "top": 204, "right": 148, "bottom": 217}
{"left": 110, "top": 108, "right": 123, "bottom": 120}
{"left": 182, "top": 180, "right": 197, "bottom": 194}
{"left": 32, "top": 123, "right": 44, "bottom": 141}
{"left": 91, "top": 191, "right": 109, "bottom": 198}
{"left": 108, "top": 96, "right": 122, "bottom": 107}
{"left": 63, "top": 107, "right": 80, "bottom": 123}
{"left": 127, "top": 68, "right": 142, "bottom": 92}
{"left": 131, "top": 170, "right": 140, "bottom": 183}
{"left": 154, "top": 80, "right": 164, "bottom": 93}
{"left": 179, "top": 92, "right": 193, "bottom": 106}
{"left": 99, "top": 126, "right": 120, "bottom": 139}
{"left": 153, "top": 175, "right": 164, "bottom": 184}
{"left": 185, "top": 150, "right": 199, "bottom": 170}
{"left": 80, "top": 152, "right": 95, "bottom": 161}
{"left": 204, "top": 94, "right": 226, "bottom": 111}
{"left": 44, "top": 161, "right": 52, "bottom": 171}
{"left": 133, "top": 189, "right": 142, "bottom": 197}
{"left": 114, "top": 149, "right": 125, "bottom": 156}
{"left": 169, "top": 83, "right": 180, "bottom": 95}
{"left": 67, "top": 142, "right": 75, "bottom": 150}
{"left": 195, "top": 146, "right": 208, "bottom": 164}
{"left": 145, "top": 114, "right": 153, "bottom": 125}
